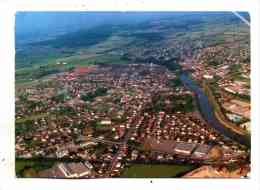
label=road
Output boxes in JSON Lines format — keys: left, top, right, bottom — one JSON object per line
{"left": 105, "top": 114, "right": 144, "bottom": 176}
{"left": 86, "top": 137, "right": 123, "bottom": 146}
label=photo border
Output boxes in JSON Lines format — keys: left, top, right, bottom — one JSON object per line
{"left": 0, "top": 1, "right": 259, "bottom": 190}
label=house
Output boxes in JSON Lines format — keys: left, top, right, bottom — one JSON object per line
{"left": 203, "top": 74, "right": 214, "bottom": 80}
{"left": 100, "top": 119, "right": 112, "bottom": 125}
{"left": 56, "top": 149, "right": 69, "bottom": 158}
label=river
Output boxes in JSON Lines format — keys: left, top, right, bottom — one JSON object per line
{"left": 180, "top": 72, "right": 250, "bottom": 147}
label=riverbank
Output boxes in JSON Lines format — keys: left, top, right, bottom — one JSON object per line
{"left": 183, "top": 164, "right": 250, "bottom": 178}
{"left": 180, "top": 73, "right": 250, "bottom": 147}
{"left": 202, "top": 81, "right": 249, "bottom": 136}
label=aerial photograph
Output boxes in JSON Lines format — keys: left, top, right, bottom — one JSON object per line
{"left": 15, "top": 11, "right": 250, "bottom": 178}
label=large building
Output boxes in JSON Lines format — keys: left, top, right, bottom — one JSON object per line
{"left": 39, "top": 162, "right": 92, "bottom": 178}
{"left": 173, "top": 142, "right": 197, "bottom": 156}
{"left": 191, "top": 144, "right": 212, "bottom": 160}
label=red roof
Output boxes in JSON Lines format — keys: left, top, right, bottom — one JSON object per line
{"left": 74, "top": 66, "right": 94, "bottom": 75}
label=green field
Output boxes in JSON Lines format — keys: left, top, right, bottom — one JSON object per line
{"left": 121, "top": 164, "right": 196, "bottom": 178}
{"left": 15, "top": 12, "right": 249, "bottom": 86}
{"left": 16, "top": 159, "right": 56, "bottom": 177}
{"left": 15, "top": 52, "right": 131, "bottom": 85}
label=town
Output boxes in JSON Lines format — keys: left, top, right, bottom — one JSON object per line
{"left": 15, "top": 12, "right": 251, "bottom": 179}
{"left": 16, "top": 63, "right": 249, "bottom": 178}
{"left": 180, "top": 43, "right": 250, "bottom": 134}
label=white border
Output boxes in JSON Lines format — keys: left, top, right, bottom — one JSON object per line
{"left": 0, "top": 1, "right": 259, "bottom": 190}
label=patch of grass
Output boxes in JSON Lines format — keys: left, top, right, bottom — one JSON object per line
{"left": 81, "top": 87, "right": 107, "bottom": 102}
{"left": 121, "top": 164, "right": 195, "bottom": 178}
{"left": 16, "top": 159, "right": 56, "bottom": 177}
{"left": 168, "top": 78, "right": 182, "bottom": 88}
{"left": 15, "top": 52, "right": 130, "bottom": 85}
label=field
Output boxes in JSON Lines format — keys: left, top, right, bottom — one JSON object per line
{"left": 15, "top": 12, "right": 249, "bottom": 85}
{"left": 16, "top": 159, "right": 56, "bottom": 177}
{"left": 121, "top": 164, "right": 196, "bottom": 178}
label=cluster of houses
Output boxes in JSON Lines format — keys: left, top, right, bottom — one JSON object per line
{"left": 180, "top": 44, "right": 250, "bottom": 132}
{"left": 16, "top": 64, "right": 249, "bottom": 178}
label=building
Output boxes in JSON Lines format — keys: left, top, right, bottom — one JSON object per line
{"left": 145, "top": 138, "right": 176, "bottom": 154}
{"left": 58, "top": 163, "right": 91, "bottom": 178}
{"left": 191, "top": 144, "right": 211, "bottom": 160}
{"left": 174, "top": 142, "right": 197, "bottom": 156}
{"left": 100, "top": 119, "right": 112, "bottom": 125}
{"left": 203, "top": 74, "right": 214, "bottom": 80}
